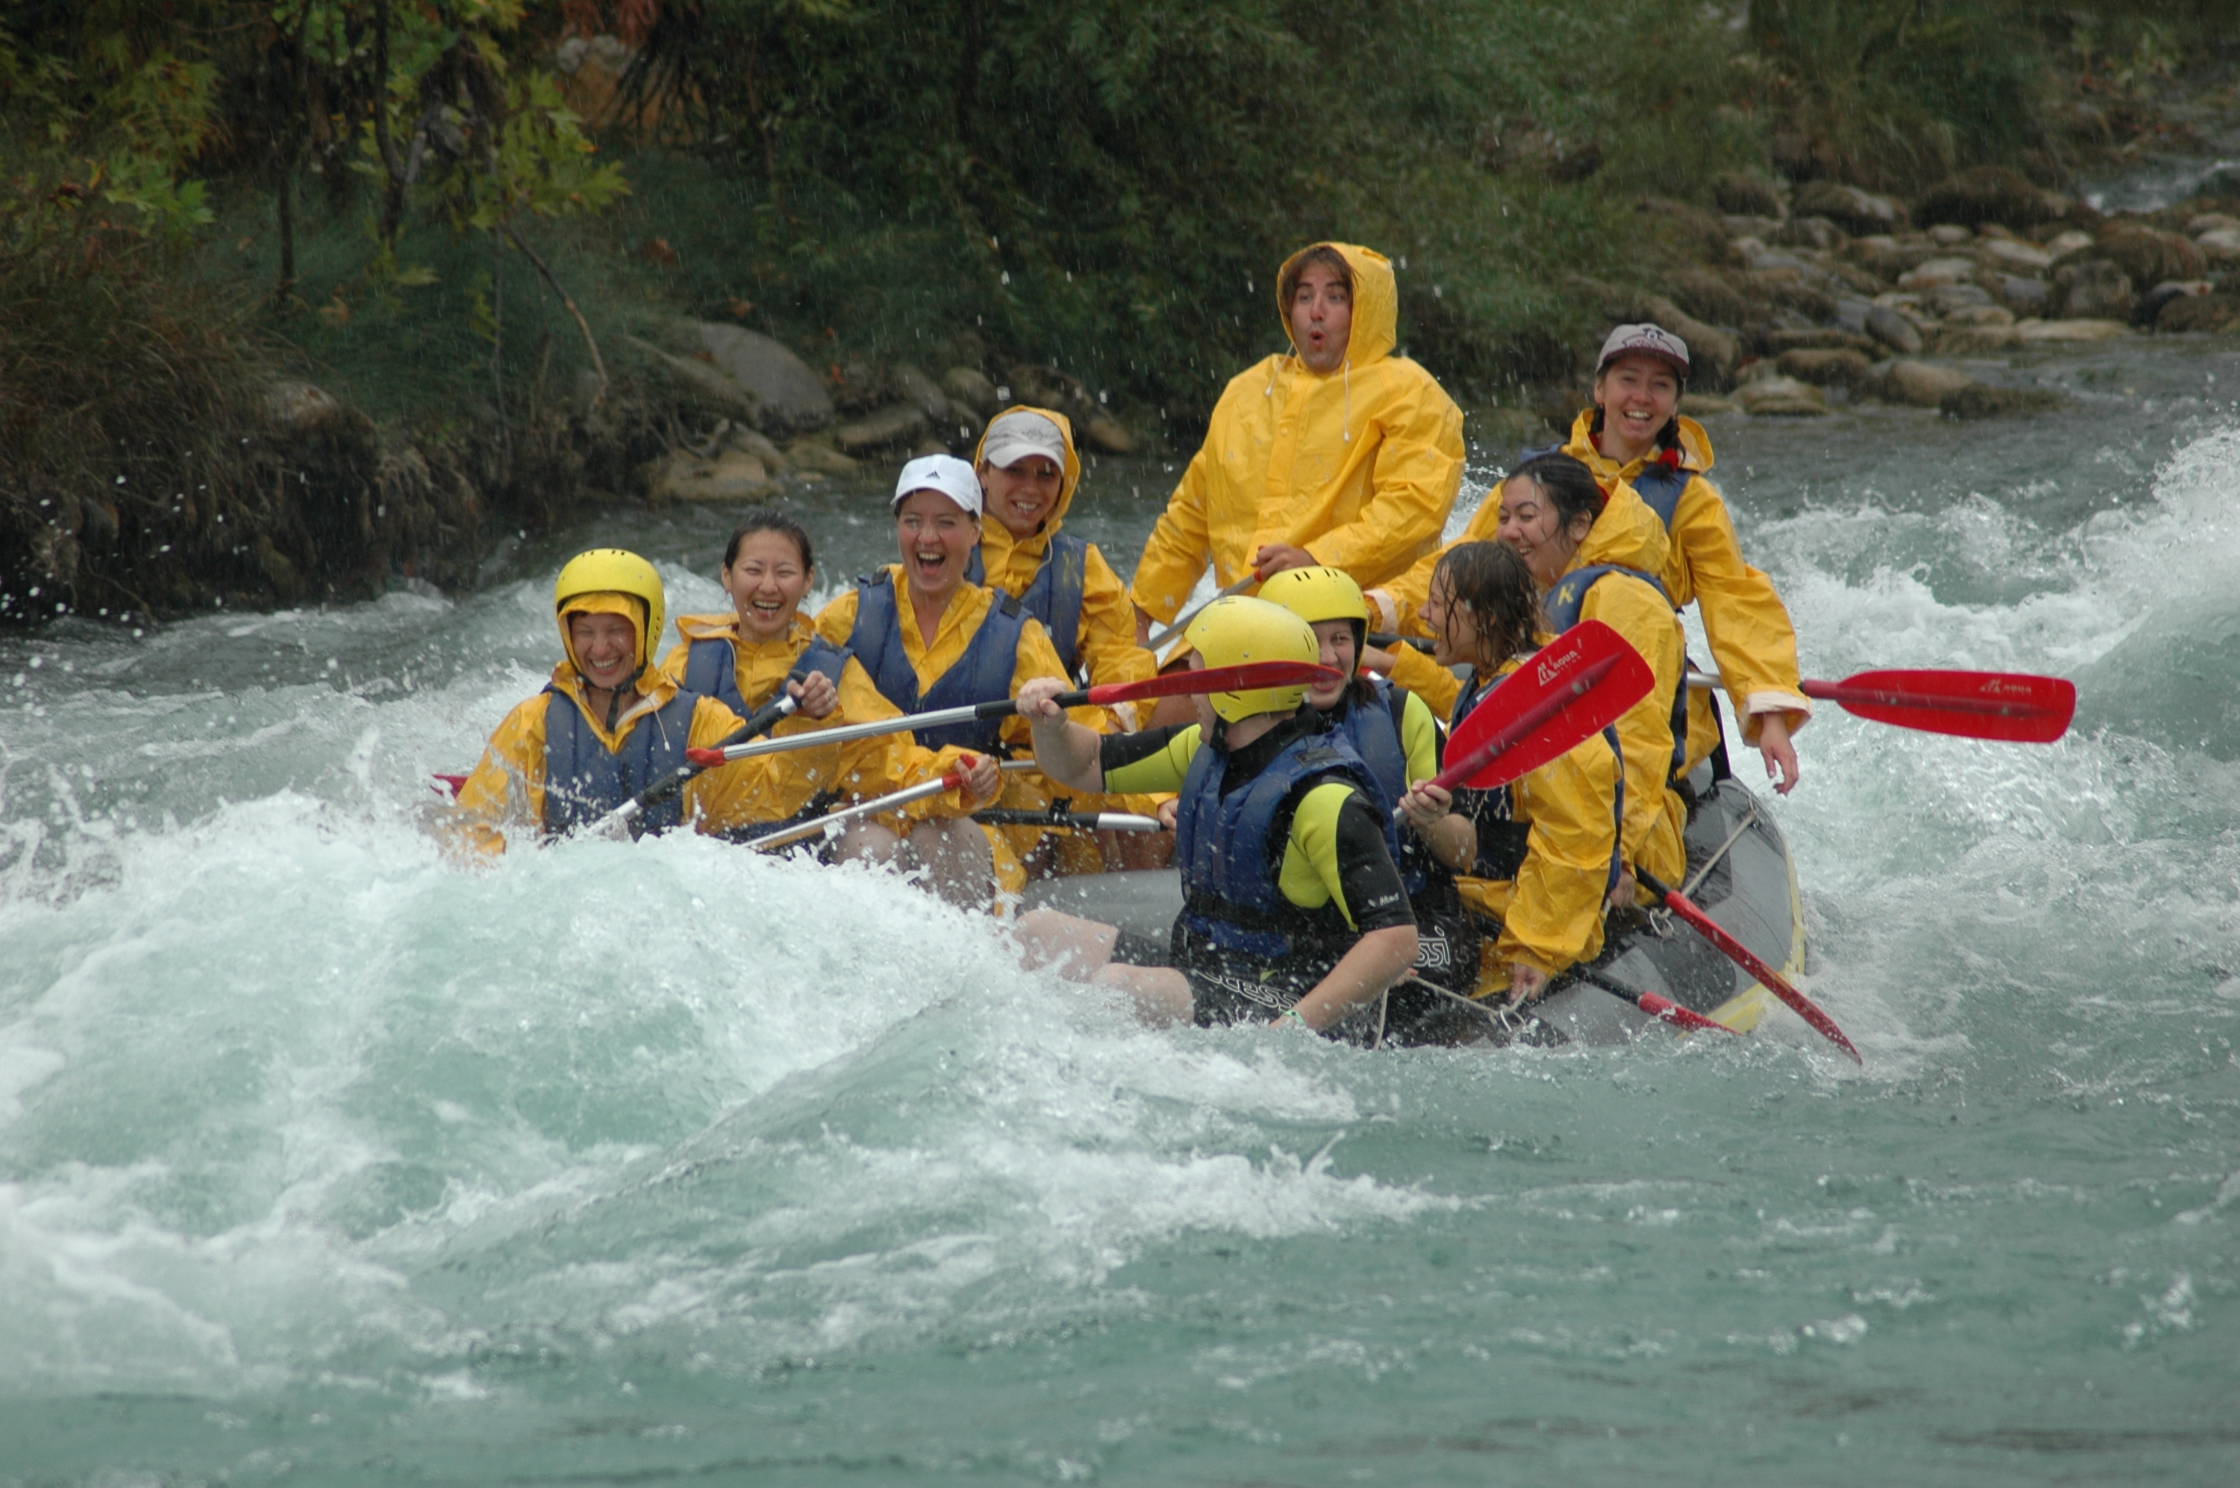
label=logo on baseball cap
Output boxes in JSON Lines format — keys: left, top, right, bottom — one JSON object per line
{"left": 891, "top": 453, "right": 984, "bottom": 516}
{"left": 1596, "top": 323, "right": 1691, "bottom": 380}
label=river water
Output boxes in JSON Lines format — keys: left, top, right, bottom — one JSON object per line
{"left": 4, "top": 329, "right": 2238, "bottom": 1485}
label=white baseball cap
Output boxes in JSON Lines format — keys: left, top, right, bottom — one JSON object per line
{"left": 891, "top": 453, "right": 983, "bottom": 516}
{"left": 979, "top": 409, "right": 1068, "bottom": 470}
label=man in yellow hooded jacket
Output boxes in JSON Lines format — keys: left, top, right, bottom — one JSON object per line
{"left": 1129, "top": 242, "right": 1465, "bottom": 640}
{"left": 448, "top": 549, "right": 790, "bottom": 856}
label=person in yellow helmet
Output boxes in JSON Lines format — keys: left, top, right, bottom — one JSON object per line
{"left": 659, "top": 509, "right": 998, "bottom": 867}
{"left": 1128, "top": 242, "right": 1464, "bottom": 655}
{"left": 1010, "top": 596, "right": 1423, "bottom": 1044}
{"left": 1256, "top": 565, "right": 1481, "bottom": 1028}
{"left": 447, "top": 548, "right": 794, "bottom": 855}
{"left": 813, "top": 454, "right": 1078, "bottom": 908}
{"left": 1398, "top": 541, "right": 1625, "bottom": 1009}
{"left": 1558, "top": 323, "right": 1811, "bottom": 794}
{"left": 970, "top": 406, "right": 1167, "bottom": 873}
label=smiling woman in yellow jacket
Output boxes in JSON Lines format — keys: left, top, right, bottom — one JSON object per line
{"left": 448, "top": 549, "right": 792, "bottom": 856}
{"left": 1129, "top": 242, "right": 1464, "bottom": 635}
{"left": 813, "top": 455, "right": 1080, "bottom": 907}
{"left": 1562, "top": 323, "right": 1812, "bottom": 794}
{"left": 659, "top": 509, "right": 992, "bottom": 866}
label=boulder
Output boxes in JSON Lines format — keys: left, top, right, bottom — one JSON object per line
{"left": 1934, "top": 322, "right": 2022, "bottom": 355}
{"left": 1846, "top": 233, "right": 1943, "bottom": 282}
{"left": 1978, "top": 237, "right": 2055, "bottom": 274}
{"left": 1926, "top": 223, "right": 1975, "bottom": 246}
{"left": 2040, "top": 228, "right": 2097, "bottom": 260}
{"left": 1664, "top": 266, "right": 1760, "bottom": 329}
{"left": 1864, "top": 302, "right": 1925, "bottom": 354}
{"left": 1080, "top": 412, "right": 1135, "bottom": 455}
{"left": 2011, "top": 318, "right": 2131, "bottom": 344}
{"left": 1774, "top": 215, "right": 1846, "bottom": 251}
{"left": 1792, "top": 181, "right": 1906, "bottom": 236}
{"left": 1775, "top": 347, "right": 1874, "bottom": 388}
{"left": 2133, "top": 280, "right": 2211, "bottom": 328}
{"left": 1007, "top": 364, "right": 1094, "bottom": 421}
{"left": 1636, "top": 297, "right": 1740, "bottom": 388}
{"left": 1914, "top": 166, "right": 2063, "bottom": 230}
{"left": 785, "top": 438, "right": 861, "bottom": 478}
{"left": 1897, "top": 255, "right": 1978, "bottom": 290}
{"left": 1940, "top": 384, "right": 2064, "bottom": 419}
{"left": 644, "top": 447, "right": 777, "bottom": 503}
{"left": 891, "top": 362, "right": 954, "bottom": 422}
{"left": 2052, "top": 259, "right": 2135, "bottom": 320}
{"left": 2193, "top": 229, "right": 2240, "bottom": 268}
{"left": 942, "top": 366, "right": 1002, "bottom": 418}
{"left": 260, "top": 379, "right": 355, "bottom": 436}
{"left": 1874, "top": 359, "right": 1976, "bottom": 408}
{"left": 1712, "top": 171, "right": 1784, "bottom": 218}
{"left": 1926, "top": 282, "right": 1996, "bottom": 315}
{"left": 719, "top": 422, "right": 790, "bottom": 473}
{"left": 683, "top": 322, "right": 834, "bottom": 432}
{"left": 1983, "top": 273, "right": 2053, "bottom": 317}
{"left": 1764, "top": 326, "right": 1880, "bottom": 356}
{"left": 2097, "top": 224, "right": 2205, "bottom": 286}
{"left": 1735, "top": 375, "right": 1830, "bottom": 416}
{"left": 832, "top": 401, "right": 932, "bottom": 454}
{"left": 2153, "top": 293, "right": 2240, "bottom": 334}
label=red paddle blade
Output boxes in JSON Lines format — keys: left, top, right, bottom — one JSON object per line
{"left": 1805, "top": 669, "right": 2076, "bottom": 743}
{"left": 1636, "top": 991, "right": 1742, "bottom": 1035}
{"left": 1086, "top": 659, "right": 1339, "bottom": 706}
{"left": 434, "top": 773, "right": 467, "bottom": 799}
{"left": 1437, "top": 620, "right": 1656, "bottom": 792}
{"left": 1643, "top": 873, "right": 1862, "bottom": 1064}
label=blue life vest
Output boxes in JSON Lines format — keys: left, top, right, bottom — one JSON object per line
{"left": 969, "top": 533, "right": 1089, "bottom": 678}
{"left": 540, "top": 686, "right": 702, "bottom": 836}
{"left": 1540, "top": 564, "right": 1688, "bottom": 787}
{"left": 1173, "top": 726, "right": 1385, "bottom": 961}
{"left": 682, "top": 632, "right": 850, "bottom": 715}
{"left": 846, "top": 571, "right": 1029, "bottom": 752}
{"left": 1330, "top": 678, "right": 1435, "bottom": 898}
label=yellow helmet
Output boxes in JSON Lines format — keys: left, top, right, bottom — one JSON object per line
{"left": 554, "top": 548, "right": 665, "bottom": 679}
{"left": 1183, "top": 595, "right": 1320, "bottom": 723}
{"left": 1257, "top": 565, "right": 1368, "bottom": 669}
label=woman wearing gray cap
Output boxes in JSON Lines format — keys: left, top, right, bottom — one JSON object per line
{"left": 1560, "top": 323, "right": 1812, "bottom": 795}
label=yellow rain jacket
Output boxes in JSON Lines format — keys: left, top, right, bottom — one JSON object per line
{"left": 1563, "top": 410, "right": 1811, "bottom": 770}
{"left": 1129, "top": 242, "right": 1465, "bottom": 624}
{"left": 1550, "top": 480, "right": 1688, "bottom": 888}
{"left": 971, "top": 404, "right": 1158, "bottom": 705}
{"left": 447, "top": 663, "right": 777, "bottom": 856}
{"left": 657, "top": 612, "right": 978, "bottom": 830}
{"left": 1452, "top": 656, "right": 1625, "bottom": 988}
{"left": 974, "top": 403, "right": 1166, "bottom": 864}
{"left": 813, "top": 570, "right": 1080, "bottom": 895}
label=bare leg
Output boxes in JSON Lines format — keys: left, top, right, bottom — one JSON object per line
{"left": 829, "top": 820, "right": 906, "bottom": 867}
{"left": 906, "top": 817, "right": 996, "bottom": 912}
{"left": 1013, "top": 907, "right": 1194, "bottom": 1026}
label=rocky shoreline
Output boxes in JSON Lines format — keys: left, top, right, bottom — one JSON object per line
{"left": 13, "top": 116, "right": 2239, "bottom": 630}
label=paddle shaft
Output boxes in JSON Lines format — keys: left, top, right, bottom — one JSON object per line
{"left": 586, "top": 692, "right": 799, "bottom": 841}
{"left": 1144, "top": 574, "right": 1256, "bottom": 653}
{"left": 738, "top": 758, "right": 1038, "bottom": 852}
{"left": 685, "top": 661, "right": 1332, "bottom": 768}
{"left": 1573, "top": 968, "right": 1741, "bottom": 1035}
{"left": 1633, "top": 866, "right": 1862, "bottom": 1063}
{"left": 971, "top": 809, "right": 1165, "bottom": 832}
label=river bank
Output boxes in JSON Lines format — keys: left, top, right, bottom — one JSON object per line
{"left": 4, "top": 37, "right": 2236, "bottom": 630}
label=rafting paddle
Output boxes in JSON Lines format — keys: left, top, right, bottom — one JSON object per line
{"left": 1688, "top": 667, "right": 2075, "bottom": 743}
{"left": 737, "top": 759, "right": 1038, "bottom": 852}
{"left": 585, "top": 691, "right": 802, "bottom": 841}
{"left": 1631, "top": 865, "right": 1862, "bottom": 1064}
{"left": 1144, "top": 574, "right": 1258, "bottom": 653}
{"left": 1411, "top": 619, "right": 1656, "bottom": 801}
{"left": 1574, "top": 968, "right": 1742, "bottom": 1035}
{"left": 682, "top": 660, "right": 1338, "bottom": 771}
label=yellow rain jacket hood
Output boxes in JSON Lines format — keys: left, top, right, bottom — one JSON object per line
{"left": 972, "top": 404, "right": 1083, "bottom": 578}
{"left": 1563, "top": 408, "right": 1810, "bottom": 763}
{"left": 1130, "top": 241, "right": 1464, "bottom": 622}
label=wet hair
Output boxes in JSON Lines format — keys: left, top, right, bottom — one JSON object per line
{"left": 1278, "top": 244, "right": 1354, "bottom": 306}
{"left": 1507, "top": 452, "right": 1606, "bottom": 531}
{"left": 721, "top": 509, "right": 815, "bottom": 572}
{"left": 1432, "top": 541, "right": 1543, "bottom": 662}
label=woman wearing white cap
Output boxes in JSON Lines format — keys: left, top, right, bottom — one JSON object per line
{"left": 1559, "top": 323, "right": 1811, "bottom": 794}
{"left": 813, "top": 454, "right": 1077, "bottom": 907}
